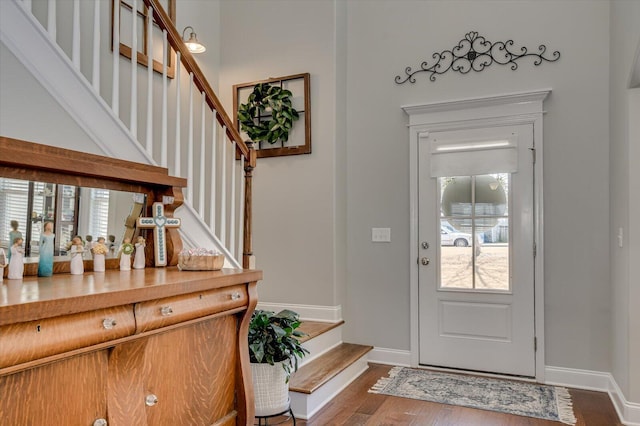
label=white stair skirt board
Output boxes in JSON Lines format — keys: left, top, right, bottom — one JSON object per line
{"left": 299, "top": 325, "right": 343, "bottom": 368}
{"left": 290, "top": 355, "right": 369, "bottom": 420}
{"left": 545, "top": 366, "right": 640, "bottom": 426}
{"left": 256, "top": 302, "right": 342, "bottom": 322}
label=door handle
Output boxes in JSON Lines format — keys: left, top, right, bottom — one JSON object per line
{"left": 420, "top": 257, "right": 430, "bottom": 266}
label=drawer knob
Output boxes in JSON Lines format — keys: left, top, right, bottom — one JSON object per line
{"left": 102, "top": 318, "right": 117, "bottom": 330}
{"left": 145, "top": 394, "right": 159, "bottom": 406}
{"left": 231, "top": 292, "right": 242, "bottom": 301}
{"left": 93, "top": 418, "right": 108, "bottom": 426}
{"left": 160, "top": 306, "right": 173, "bottom": 316}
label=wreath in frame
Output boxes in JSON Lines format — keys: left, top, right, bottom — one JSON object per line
{"left": 237, "top": 83, "right": 300, "bottom": 144}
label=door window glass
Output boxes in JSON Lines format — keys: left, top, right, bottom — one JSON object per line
{"left": 438, "top": 174, "right": 510, "bottom": 291}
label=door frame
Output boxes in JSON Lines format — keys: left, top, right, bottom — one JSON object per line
{"left": 403, "top": 90, "right": 550, "bottom": 382}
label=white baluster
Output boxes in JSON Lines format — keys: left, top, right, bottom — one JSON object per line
{"left": 129, "top": 0, "right": 137, "bottom": 138}
{"left": 199, "top": 93, "right": 206, "bottom": 216}
{"left": 145, "top": 5, "right": 153, "bottom": 155}
{"left": 238, "top": 153, "right": 246, "bottom": 263}
{"left": 72, "top": 0, "right": 80, "bottom": 69}
{"left": 112, "top": 0, "right": 120, "bottom": 115}
{"left": 229, "top": 141, "right": 237, "bottom": 258}
{"left": 174, "top": 52, "right": 181, "bottom": 176}
{"left": 161, "top": 29, "right": 168, "bottom": 167}
{"left": 209, "top": 113, "right": 217, "bottom": 233}
{"left": 187, "top": 73, "right": 194, "bottom": 202}
{"left": 220, "top": 129, "right": 227, "bottom": 246}
{"left": 92, "top": 0, "right": 100, "bottom": 91}
{"left": 47, "top": 0, "right": 56, "bottom": 41}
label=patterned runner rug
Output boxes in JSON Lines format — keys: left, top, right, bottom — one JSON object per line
{"left": 369, "top": 367, "right": 576, "bottom": 425}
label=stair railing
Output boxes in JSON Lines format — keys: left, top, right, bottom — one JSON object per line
{"left": 15, "top": 0, "right": 255, "bottom": 269}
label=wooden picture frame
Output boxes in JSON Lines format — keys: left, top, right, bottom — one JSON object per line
{"left": 233, "top": 73, "right": 311, "bottom": 158}
{"left": 112, "top": 0, "right": 176, "bottom": 79}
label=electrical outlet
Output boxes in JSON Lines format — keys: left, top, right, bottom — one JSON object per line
{"left": 372, "top": 228, "right": 391, "bottom": 242}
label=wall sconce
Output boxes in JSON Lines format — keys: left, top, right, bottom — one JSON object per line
{"left": 182, "top": 26, "right": 206, "bottom": 54}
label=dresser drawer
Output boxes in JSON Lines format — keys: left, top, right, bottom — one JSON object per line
{"left": 134, "top": 284, "right": 248, "bottom": 333}
{"left": 0, "top": 305, "right": 135, "bottom": 368}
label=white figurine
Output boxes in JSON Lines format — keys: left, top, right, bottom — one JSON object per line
{"left": 8, "top": 237, "right": 25, "bottom": 280}
{"left": 92, "top": 237, "right": 108, "bottom": 272}
{"left": 69, "top": 236, "right": 85, "bottom": 275}
{"left": 0, "top": 247, "right": 7, "bottom": 282}
{"left": 119, "top": 238, "right": 133, "bottom": 271}
{"left": 133, "top": 236, "right": 146, "bottom": 269}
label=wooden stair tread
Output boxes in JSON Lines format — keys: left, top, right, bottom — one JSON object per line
{"left": 297, "top": 320, "right": 344, "bottom": 343}
{"left": 289, "top": 343, "right": 373, "bottom": 394}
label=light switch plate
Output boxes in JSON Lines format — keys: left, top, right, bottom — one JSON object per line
{"left": 372, "top": 228, "right": 391, "bottom": 242}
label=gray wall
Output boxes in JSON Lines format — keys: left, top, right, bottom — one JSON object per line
{"left": 219, "top": 0, "right": 346, "bottom": 307}
{"left": 345, "top": 0, "right": 611, "bottom": 371}
{"left": 609, "top": 0, "right": 640, "bottom": 402}
{"left": 219, "top": 0, "right": 613, "bottom": 373}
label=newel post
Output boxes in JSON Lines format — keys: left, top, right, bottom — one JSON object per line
{"left": 243, "top": 141, "right": 256, "bottom": 269}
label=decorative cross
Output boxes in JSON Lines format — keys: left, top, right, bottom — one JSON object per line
{"left": 137, "top": 202, "right": 181, "bottom": 267}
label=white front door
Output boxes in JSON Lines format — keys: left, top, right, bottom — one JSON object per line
{"left": 418, "top": 124, "right": 536, "bottom": 377}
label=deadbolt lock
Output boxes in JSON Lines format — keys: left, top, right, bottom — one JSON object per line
{"left": 421, "top": 242, "right": 429, "bottom": 249}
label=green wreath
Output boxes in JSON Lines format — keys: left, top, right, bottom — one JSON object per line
{"left": 237, "top": 83, "right": 300, "bottom": 144}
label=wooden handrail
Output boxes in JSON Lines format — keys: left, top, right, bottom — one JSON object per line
{"left": 143, "top": 0, "right": 249, "bottom": 159}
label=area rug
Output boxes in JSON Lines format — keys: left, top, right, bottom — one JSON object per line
{"left": 369, "top": 367, "right": 576, "bottom": 425}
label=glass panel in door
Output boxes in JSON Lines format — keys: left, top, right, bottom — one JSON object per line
{"left": 439, "top": 173, "right": 510, "bottom": 291}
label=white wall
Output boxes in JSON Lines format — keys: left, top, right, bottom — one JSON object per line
{"left": 609, "top": 0, "right": 640, "bottom": 403}
{"left": 219, "top": 0, "right": 345, "bottom": 307}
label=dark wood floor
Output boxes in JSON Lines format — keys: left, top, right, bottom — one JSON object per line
{"left": 261, "top": 363, "right": 622, "bottom": 426}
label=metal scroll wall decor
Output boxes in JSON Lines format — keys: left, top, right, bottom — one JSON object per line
{"left": 395, "top": 31, "right": 560, "bottom": 84}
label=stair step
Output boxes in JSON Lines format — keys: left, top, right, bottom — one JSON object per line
{"left": 289, "top": 343, "right": 373, "bottom": 394}
{"left": 297, "top": 320, "right": 344, "bottom": 344}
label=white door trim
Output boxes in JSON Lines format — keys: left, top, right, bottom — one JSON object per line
{"left": 403, "top": 90, "right": 550, "bottom": 382}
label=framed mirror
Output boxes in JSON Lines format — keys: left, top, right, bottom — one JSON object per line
{"left": 0, "top": 136, "right": 186, "bottom": 276}
{"left": 1, "top": 177, "right": 144, "bottom": 262}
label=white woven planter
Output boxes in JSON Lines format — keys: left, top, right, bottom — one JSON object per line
{"left": 251, "top": 361, "right": 290, "bottom": 417}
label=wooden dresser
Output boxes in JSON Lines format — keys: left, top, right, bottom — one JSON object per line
{"left": 0, "top": 267, "right": 261, "bottom": 425}
{"left": 0, "top": 137, "right": 261, "bottom": 424}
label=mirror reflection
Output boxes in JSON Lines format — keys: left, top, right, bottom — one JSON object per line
{"left": 0, "top": 178, "right": 143, "bottom": 262}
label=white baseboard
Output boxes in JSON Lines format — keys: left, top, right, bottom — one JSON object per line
{"left": 256, "top": 302, "right": 342, "bottom": 322}
{"left": 545, "top": 365, "right": 640, "bottom": 425}
{"left": 544, "top": 365, "right": 611, "bottom": 391}
{"left": 368, "top": 347, "right": 411, "bottom": 367}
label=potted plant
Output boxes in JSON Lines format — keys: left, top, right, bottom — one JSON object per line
{"left": 248, "top": 309, "right": 309, "bottom": 417}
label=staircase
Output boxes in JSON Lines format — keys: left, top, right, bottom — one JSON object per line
{"left": 290, "top": 320, "right": 373, "bottom": 420}
{"left": 0, "top": 0, "right": 255, "bottom": 269}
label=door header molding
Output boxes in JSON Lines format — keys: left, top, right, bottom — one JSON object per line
{"left": 402, "top": 90, "right": 551, "bottom": 128}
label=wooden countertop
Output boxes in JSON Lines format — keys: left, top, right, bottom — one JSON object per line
{"left": 0, "top": 267, "right": 262, "bottom": 326}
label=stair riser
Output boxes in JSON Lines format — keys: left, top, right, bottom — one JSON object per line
{"left": 299, "top": 325, "right": 343, "bottom": 368}
{"left": 289, "top": 355, "right": 369, "bottom": 420}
